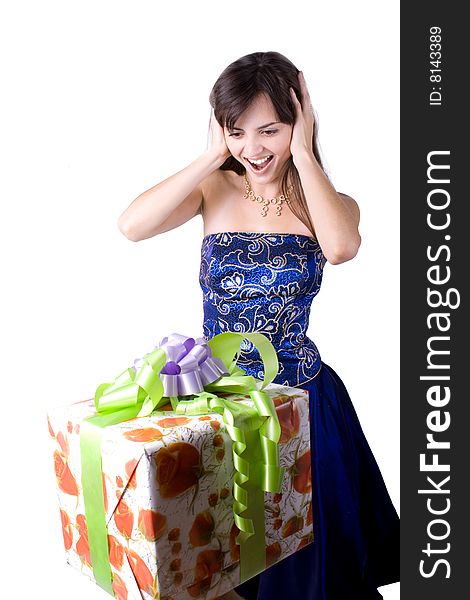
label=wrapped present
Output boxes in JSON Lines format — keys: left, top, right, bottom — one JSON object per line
{"left": 47, "top": 333, "right": 313, "bottom": 600}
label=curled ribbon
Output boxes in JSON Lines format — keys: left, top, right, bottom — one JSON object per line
{"left": 135, "top": 333, "right": 228, "bottom": 397}
{"left": 176, "top": 386, "right": 283, "bottom": 580}
{"left": 94, "top": 334, "right": 227, "bottom": 418}
{"left": 80, "top": 331, "right": 283, "bottom": 594}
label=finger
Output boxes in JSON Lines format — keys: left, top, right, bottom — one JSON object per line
{"left": 210, "top": 111, "right": 221, "bottom": 133}
{"left": 289, "top": 87, "right": 302, "bottom": 113}
{"left": 212, "top": 111, "right": 223, "bottom": 128}
{"left": 298, "top": 72, "right": 312, "bottom": 109}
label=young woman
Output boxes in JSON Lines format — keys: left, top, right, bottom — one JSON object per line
{"left": 118, "top": 51, "right": 399, "bottom": 600}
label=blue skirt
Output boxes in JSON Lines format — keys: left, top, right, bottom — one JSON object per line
{"left": 235, "top": 362, "right": 400, "bottom": 599}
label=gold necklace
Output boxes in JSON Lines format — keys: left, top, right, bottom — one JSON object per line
{"left": 243, "top": 173, "right": 293, "bottom": 217}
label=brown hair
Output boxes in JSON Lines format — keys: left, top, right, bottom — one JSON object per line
{"left": 209, "top": 51, "right": 326, "bottom": 238}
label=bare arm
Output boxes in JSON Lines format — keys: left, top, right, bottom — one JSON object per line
{"left": 289, "top": 73, "right": 361, "bottom": 264}
{"left": 294, "top": 152, "right": 361, "bottom": 264}
{"left": 118, "top": 114, "right": 230, "bottom": 242}
{"left": 118, "top": 151, "right": 222, "bottom": 241}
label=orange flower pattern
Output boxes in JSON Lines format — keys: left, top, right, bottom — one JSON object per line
{"left": 48, "top": 385, "right": 312, "bottom": 599}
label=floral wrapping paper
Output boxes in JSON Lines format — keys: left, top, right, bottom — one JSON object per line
{"left": 48, "top": 383, "right": 313, "bottom": 600}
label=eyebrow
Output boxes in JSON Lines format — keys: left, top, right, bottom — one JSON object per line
{"left": 230, "top": 121, "right": 280, "bottom": 131}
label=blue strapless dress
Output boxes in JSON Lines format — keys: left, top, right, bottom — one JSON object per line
{"left": 200, "top": 232, "right": 399, "bottom": 600}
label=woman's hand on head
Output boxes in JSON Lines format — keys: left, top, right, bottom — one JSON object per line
{"left": 289, "top": 72, "right": 315, "bottom": 160}
{"left": 207, "top": 110, "right": 231, "bottom": 165}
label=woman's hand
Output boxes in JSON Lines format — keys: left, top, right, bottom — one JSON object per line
{"left": 207, "top": 110, "right": 231, "bottom": 164}
{"left": 289, "top": 72, "right": 315, "bottom": 161}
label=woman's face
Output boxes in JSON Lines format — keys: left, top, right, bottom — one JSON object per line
{"left": 224, "top": 94, "right": 292, "bottom": 185}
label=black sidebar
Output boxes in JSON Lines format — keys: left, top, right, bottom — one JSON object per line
{"left": 401, "top": 4, "right": 468, "bottom": 599}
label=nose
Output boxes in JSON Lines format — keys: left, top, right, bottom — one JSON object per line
{"left": 244, "top": 136, "right": 265, "bottom": 158}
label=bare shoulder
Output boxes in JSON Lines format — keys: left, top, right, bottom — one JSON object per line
{"left": 338, "top": 192, "right": 360, "bottom": 223}
{"left": 201, "top": 169, "right": 241, "bottom": 208}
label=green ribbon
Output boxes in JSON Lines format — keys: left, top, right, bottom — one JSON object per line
{"left": 176, "top": 386, "right": 283, "bottom": 582}
{"left": 79, "top": 332, "right": 283, "bottom": 594}
{"left": 93, "top": 347, "right": 167, "bottom": 417}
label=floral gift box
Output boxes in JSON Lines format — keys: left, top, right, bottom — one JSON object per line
{"left": 47, "top": 333, "right": 313, "bottom": 600}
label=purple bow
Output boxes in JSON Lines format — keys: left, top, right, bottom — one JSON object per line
{"left": 133, "top": 333, "right": 228, "bottom": 397}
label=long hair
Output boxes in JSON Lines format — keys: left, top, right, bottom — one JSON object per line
{"left": 209, "top": 51, "right": 325, "bottom": 238}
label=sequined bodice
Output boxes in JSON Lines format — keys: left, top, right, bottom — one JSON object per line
{"left": 199, "top": 232, "right": 326, "bottom": 386}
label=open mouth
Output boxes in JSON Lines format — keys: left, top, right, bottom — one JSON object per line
{"left": 245, "top": 155, "right": 274, "bottom": 172}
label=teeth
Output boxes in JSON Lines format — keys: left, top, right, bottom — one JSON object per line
{"left": 248, "top": 156, "right": 271, "bottom": 165}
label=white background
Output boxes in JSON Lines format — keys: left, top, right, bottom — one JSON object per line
{"left": 0, "top": 1, "right": 399, "bottom": 598}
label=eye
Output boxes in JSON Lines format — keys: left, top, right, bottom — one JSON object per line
{"left": 262, "top": 129, "right": 278, "bottom": 136}
{"left": 228, "top": 131, "right": 242, "bottom": 138}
